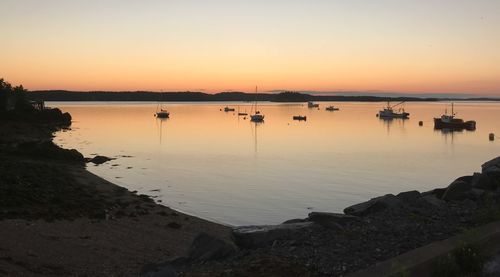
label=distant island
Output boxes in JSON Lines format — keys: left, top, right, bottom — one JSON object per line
{"left": 27, "top": 90, "right": 500, "bottom": 102}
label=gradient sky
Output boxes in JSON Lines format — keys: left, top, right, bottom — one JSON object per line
{"left": 1, "top": 0, "right": 499, "bottom": 94}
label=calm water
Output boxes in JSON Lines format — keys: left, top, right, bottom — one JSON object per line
{"left": 51, "top": 101, "right": 500, "bottom": 225}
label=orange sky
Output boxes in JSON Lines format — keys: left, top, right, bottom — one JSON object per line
{"left": 1, "top": 0, "right": 499, "bottom": 95}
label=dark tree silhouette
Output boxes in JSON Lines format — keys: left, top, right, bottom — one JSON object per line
{"left": 0, "top": 78, "right": 12, "bottom": 113}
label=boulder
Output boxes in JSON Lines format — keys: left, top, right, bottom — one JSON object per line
{"left": 421, "top": 188, "right": 447, "bottom": 199}
{"left": 455, "top": 175, "right": 474, "bottom": 183}
{"left": 17, "top": 141, "right": 84, "bottom": 162}
{"left": 442, "top": 180, "right": 472, "bottom": 201}
{"left": 343, "top": 194, "right": 402, "bottom": 216}
{"left": 141, "top": 263, "right": 177, "bottom": 277}
{"left": 396, "top": 190, "right": 421, "bottom": 203}
{"left": 467, "top": 188, "right": 486, "bottom": 200}
{"left": 233, "top": 222, "right": 314, "bottom": 249}
{"left": 188, "top": 232, "right": 237, "bottom": 262}
{"left": 87, "top": 155, "right": 114, "bottom": 165}
{"left": 307, "top": 212, "right": 357, "bottom": 230}
{"left": 417, "top": 194, "right": 445, "bottom": 207}
{"left": 282, "top": 218, "right": 306, "bottom": 224}
{"left": 482, "top": 157, "right": 500, "bottom": 173}
{"left": 471, "top": 172, "right": 500, "bottom": 190}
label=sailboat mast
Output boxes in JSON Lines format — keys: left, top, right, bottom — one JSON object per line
{"left": 254, "top": 86, "right": 258, "bottom": 111}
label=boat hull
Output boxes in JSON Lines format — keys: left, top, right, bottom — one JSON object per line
{"left": 156, "top": 112, "right": 169, "bottom": 118}
{"left": 378, "top": 112, "right": 409, "bottom": 119}
{"left": 434, "top": 118, "right": 476, "bottom": 130}
{"left": 250, "top": 115, "right": 265, "bottom": 122}
{"left": 293, "top": 116, "right": 307, "bottom": 121}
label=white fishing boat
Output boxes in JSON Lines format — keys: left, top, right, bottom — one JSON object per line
{"left": 378, "top": 101, "right": 409, "bottom": 119}
{"left": 308, "top": 101, "right": 319, "bottom": 108}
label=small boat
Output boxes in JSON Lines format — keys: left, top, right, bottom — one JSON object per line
{"left": 307, "top": 101, "right": 319, "bottom": 108}
{"left": 237, "top": 106, "right": 247, "bottom": 116}
{"left": 155, "top": 93, "right": 169, "bottom": 118}
{"left": 378, "top": 101, "right": 409, "bottom": 119}
{"left": 293, "top": 115, "right": 307, "bottom": 121}
{"left": 224, "top": 107, "right": 235, "bottom": 112}
{"left": 250, "top": 111, "right": 265, "bottom": 122}
{"left": 434, "top": 103, "right": 476, "bottom": 130}
{"left": 325, "top": 106, "right": 339, "bottom": 111}
{"left": 250, "top": 86, "right": 265, "bottom": 122}
{"left": 156, "top": 109, "right": 169, "bottom": 118}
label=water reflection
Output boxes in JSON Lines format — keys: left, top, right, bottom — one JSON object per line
{"left": 50, "top": 101, "right": 500, "bottom": 225}
{"left": 251, "top": 121, "right": 263, "bottom": 155}
{"left": 378, "top": 117, "right": 408, "bottom": 133}
{"left": 156, "top": 117, "right": 168, "bottom": 144}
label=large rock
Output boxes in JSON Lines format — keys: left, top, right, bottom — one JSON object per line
{"left": 282, "top": 218, "right": 306, "bottom": 224}
{"left": 141, "top": 263, "right": 177, "bottom": 277}
{"left": 233, "top": 222, "right": 314, "bottom": 249}
{"left": 421, "top": 188, "right": 447, "bottom": 199}
{"left": 188, "top": 232, "right": 237, "bottom": 262}
{"left": 441, "top": 180, "right": 472, "bottom": 201}
{"left": 417, "top": 194, "right": 445, "bottom": 207}
{"left": 467, "top": 188, "right": 486, "bottom": 200}
{"left": 17, "top": 141, "right": 84, "bottom": 162}
{"left": 87, "top": 155, "right": 114, "bottom": 165}
{"left": 482, "top": 157, "right": 500, "bottom": 173}
{"left": 307, "top": 212, "right": 357, "bottom": 230}
{"left": 343, "top": 194, "right": 402, "bottom": 216}
{"left": 472, "top": 172, "right": 500, "bottom": 190}
{"left": 396, "top": 190, "right": 421, "bottom": 203}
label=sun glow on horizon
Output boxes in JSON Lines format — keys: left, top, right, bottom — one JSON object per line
{"left": 1, "top": 0, "right": 500, "bottom": 95}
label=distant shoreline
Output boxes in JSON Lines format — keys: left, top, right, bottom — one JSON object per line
{"left": 28, "top": 91, "right": 500, "bottom": 103}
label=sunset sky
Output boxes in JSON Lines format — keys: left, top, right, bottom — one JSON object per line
{"left": 1, "top": 0, "right": 499, "bottom": 95}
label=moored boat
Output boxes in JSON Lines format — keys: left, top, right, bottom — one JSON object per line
{"left": 224, "top": 106, "right": 235, "bottom": 112}
{"left": 155, "top": 93, "right": 169, "bottom": 118}
{"left": 250, "top": 112, "right": 265, "bottom": 122}
{"left": 378, "top": 101, "right": 409, "bottom": 119}
{"left": 325, "top": 106, "right": 339, "bottom": 111}
{"left": 155, "top": 109, "right": 169, "bottom": 118}
{"left": 308, "top": 101, "right": 319, "bottom": 108}
{"left": 434, "top": 103, "right": 476, "bottom": 130}
{"left": 293, "top": 115, "right": 307, "bottom": 121}
{"left": 250, "top": 86, "right": 265, "bottom": 122}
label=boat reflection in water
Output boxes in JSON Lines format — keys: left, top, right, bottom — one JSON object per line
{"left": 378, "top": 116, "right": 408, "bottom": 134}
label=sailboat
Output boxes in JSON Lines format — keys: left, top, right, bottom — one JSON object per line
{"left": 434, "top": 103, "right": 476, "bottom": 130}
{"left": 155, "top": 92, "right": 169, "bottom": 118}
{"left": 250, "top": 86, "right": 265, "bottom": 122}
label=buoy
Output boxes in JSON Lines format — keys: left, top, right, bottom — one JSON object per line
{"left": 490, "top": 133, "right": 495, "bottom": 141}
{"left": 419, "top": 121, "right": 423, "bottom": 126}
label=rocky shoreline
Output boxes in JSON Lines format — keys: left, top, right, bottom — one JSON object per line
{"left": 0, "top": 112, "right": 231, "bottom": 276}
{"left": 2, "top": 107, "right": 500, "bottom": 276}
{"left": 143, "top": 157, "right": 500, "bottom": 276}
